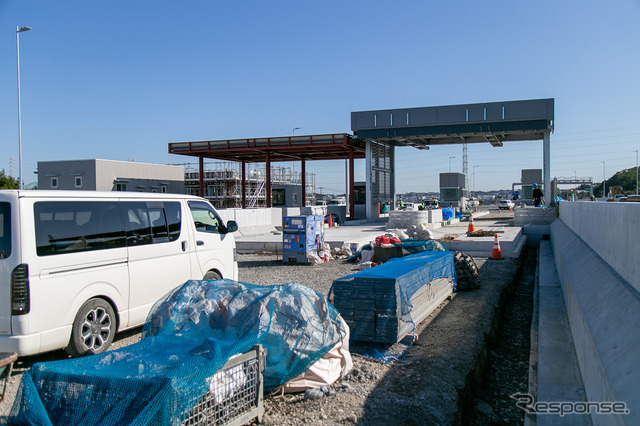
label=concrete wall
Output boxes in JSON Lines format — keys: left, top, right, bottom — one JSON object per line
{"left": 217, "top": 207, "right": 331, "bottom": 236}
{"left": 551, "top": 219, "right": 639, "bottom": 425}
{"left": 559, "top": 201, "right": 640, "bottom": 293}
{"left": 216, "top": 207, "right": 280, "bottom": 236}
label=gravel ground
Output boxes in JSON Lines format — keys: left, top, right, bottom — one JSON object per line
{"left": 0, "top": 249, "right": 530, "bottom": 425}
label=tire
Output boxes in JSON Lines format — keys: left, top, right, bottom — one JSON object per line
{"left": 66, "top": 298, "right": 116, "bottom": 357}
{"left": 203, "top": 270, "right": 221, "bottom": 280}
{"left": 454, "top": 251, "right": 481, "bottom": 291}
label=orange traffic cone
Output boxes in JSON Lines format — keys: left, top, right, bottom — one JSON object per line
{"left": 467, "top": 213, "right": 475, "bottom": 233}
{"left": 328, "top": 213, "right": 333, "bottom": 227}
{"left": 491, "top": 234, "right": 503, "bottom": 259}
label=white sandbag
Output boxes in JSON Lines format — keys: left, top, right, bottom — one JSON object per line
{"left": 395, "top": 228, "right": 409, "bottom": 240}
{"left": 358, "top": 261, "right": 372, "bottom": 270}
{"left": 307, "top": 252, "right": 323, "bottom": 265}
{"left": 322, "top": 243, "right": 334, "bottom": 261}
{"left": 283, "top": 317, "right": 353, "bottom": 393}
{"left": 360, "top": 249, "right": 374, "bottom": 263}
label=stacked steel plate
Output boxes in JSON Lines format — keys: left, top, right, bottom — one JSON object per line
{"left": 330, "top": 251, "right": 456, "bottom": 343}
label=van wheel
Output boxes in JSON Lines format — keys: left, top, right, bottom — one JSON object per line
{"left": 66, "top": 298, "right": 116, "bottom": 357}
{"left": 203, "top": 271, "right": 221, "bottom": 280}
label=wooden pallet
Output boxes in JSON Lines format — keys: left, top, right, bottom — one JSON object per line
{"left": 466, "top": 229, "right": 504, "bottom": 237}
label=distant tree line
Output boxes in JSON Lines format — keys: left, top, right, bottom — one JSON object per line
{"left": 586, "top": 167, "right": 639, "bottom": 197}
{"left": 0, "top": 169, "right": 19, "bottom": 189}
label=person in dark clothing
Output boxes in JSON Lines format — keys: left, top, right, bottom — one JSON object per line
{"left": 532, "top": 183, "right": 544, "bottom": 206}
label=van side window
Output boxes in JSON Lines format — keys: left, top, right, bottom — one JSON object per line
{"left": 188, "top": 201, "right": 224, "bottom": 234}
{"left": 34, "top": 202, "right": 126, "bottom": 256}
{"left": 124, "top": 202, "right": 153, "bottom": 246}
{"left": 124, "top": 201, "right": 181, "bottom": 245}
{"left": 149, "top": 207, "right": 168, "bottom": 241}
{"left": 164, "top": 202, "right": 181, "bottom": 241}
{"left": 0, "top": 202, "right": 11, "bottom": 259}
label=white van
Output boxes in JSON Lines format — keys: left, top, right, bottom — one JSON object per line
{"left": 0, "top": 190, "right": 238, "bottom": 357}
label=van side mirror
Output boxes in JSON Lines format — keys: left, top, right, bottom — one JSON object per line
{"left": 226, "top": 220, "right": 238, "bottom": 233}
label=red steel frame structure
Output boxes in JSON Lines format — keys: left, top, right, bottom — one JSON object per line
{"left": 169, "top": 133, "right": 365, "bottom": 219}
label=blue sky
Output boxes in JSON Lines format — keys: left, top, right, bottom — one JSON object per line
{"left": 1, "top": 0, "right": 639, "bottom": 193}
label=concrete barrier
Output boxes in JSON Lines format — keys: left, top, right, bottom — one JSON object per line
{"left": 216, "top": 207, "right": 280, "bottom": 237}
{"left": 550, "top": 218, "right": 639, "bottom": 424}
{"left": 514, "top": 206, "right": 558, "bottom": 227}
{"left": 387, "top": 209, "right": 443, "bottom": 229}
{"left": 559, "top": 201, "right": 640, "bottom": 293}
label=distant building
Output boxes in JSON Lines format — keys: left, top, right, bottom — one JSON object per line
{"left": 521, "top": 169, "right": 542, "bottom": 201}
{"left": 439, "top": 173, "right": 466, "bottom": 207}
{"left": 37, "top": 159, "right": 185, "bottom": 193}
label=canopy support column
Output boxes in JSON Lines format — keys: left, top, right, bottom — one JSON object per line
{"left": 265, "top": 151, "right": 272, "bottom": 208}
{"left": 198, "top": 155, "right": 204, "bottom": 198}
{"left": 349, "top": 146, "right": 355, "bottom": 221}
{"left": 365, "top": 141, "right": 373, "bottom": 221}
{"left": 241, "top": 160, "right": 247, "bottom": 209}
{"left": 544, "top": 131, "right": 551, "bottom": 203}
{"left": 301, "top": 158, "right": 306, "bottom": 207}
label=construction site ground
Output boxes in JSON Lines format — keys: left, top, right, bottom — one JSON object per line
{"left": 0, "top": 208, "right": 536, "bottom": 424}
{"left": 259, "top": 250, "right": 534, "bottom": 425}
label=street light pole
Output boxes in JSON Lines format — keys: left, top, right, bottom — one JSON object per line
{"left": 293, "top": 127, "right": 301, "bottom": 135}
{"left": 449, "top": 156, "right": 456, "bottom": 173}
{"left": 16, "top": 26, "right": 32, "bottom": 190}
{"left": 472, "top": 165, "right": 479, "bottom": 198}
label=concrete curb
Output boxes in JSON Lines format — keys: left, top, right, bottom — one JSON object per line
{"left": 528, "top": 240, "right": 589, "bottom": 425}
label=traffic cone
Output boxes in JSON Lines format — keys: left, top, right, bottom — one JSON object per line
{"left": 328, "top": 213, "right": 333, "bottom": 227}
{"left": 491, "top": 234, "right": 503, "bottom": 259}
{"left": 467, "top": 213, "right": 475, "bottom": 233}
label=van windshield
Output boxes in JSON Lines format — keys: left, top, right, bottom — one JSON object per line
{"left": 0, "top": 202, "right": 10, "bottom": 259}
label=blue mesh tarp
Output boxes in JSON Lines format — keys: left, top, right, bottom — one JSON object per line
{"left": 9, "top": 280, "right": 345, "bottom": 426}
{"left": 398, "top": 239, "right": 446, "bottom": 253}
{"left": 347, "top": 240, "right": 445, "bottom": 263}
{"left": 330, "top": 251, "right": 456, "bottom": 344}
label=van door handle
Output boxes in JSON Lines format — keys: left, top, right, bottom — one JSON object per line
{"left": 196, "top": 240, "right": 204, "bottom": 246}
{"left": 181, "top": 241, "right": 187, "bottom": 251}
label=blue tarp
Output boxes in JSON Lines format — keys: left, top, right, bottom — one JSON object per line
{"left": 330, "top": 251, "right": 456, "bottom": 346}
{"left": 441, "top": 207, "right": 454, "bottom": 220}
{"left": 9, "top": 280, "right": 345, "bottom": 426}
{"left": 346, "top": 251, "right": 457, "bottom": 311}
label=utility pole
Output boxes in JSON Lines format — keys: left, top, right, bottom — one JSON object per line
{"left": 635, "top": 150, "right": 639, "bottom": 195}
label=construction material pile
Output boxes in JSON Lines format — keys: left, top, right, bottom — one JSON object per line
{"left": 9, "top": 280, "right": 346, "bottom": 426}
{"left": 329, "top": 251, "right": 456, "bottom": 344}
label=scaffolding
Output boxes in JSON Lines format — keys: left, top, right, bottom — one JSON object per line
{"left": 181, "top": 161, "right": 316, "bottom": 209}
